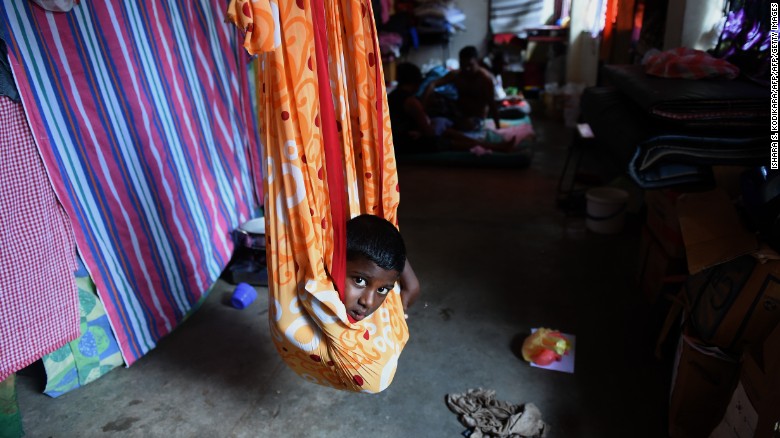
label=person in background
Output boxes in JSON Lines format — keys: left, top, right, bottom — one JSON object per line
{"left": 388, "top": 62, "right": 438, "bottom": 154}
{"left": 389, "top": 62, "right": 514, "bottom": 153}
{"left": 422, "top": 45, "right": 501, "bottom": 131}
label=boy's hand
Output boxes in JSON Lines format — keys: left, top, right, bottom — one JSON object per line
{"left": 399, "top": 259, "right": 420, "bottom": 318}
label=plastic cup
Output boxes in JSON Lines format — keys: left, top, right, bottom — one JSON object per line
{"left": 231, "top": 283, "right": 257, "bottom": 309}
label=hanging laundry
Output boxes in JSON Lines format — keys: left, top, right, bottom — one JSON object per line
{"left": 1, "top": 0, "right": 262, "bottom": 366}
{"left": 42, "top": 274, "right": 124, "bottom": 398}
{"left": 0, "top": 95, "right": 80, "bottom": 382}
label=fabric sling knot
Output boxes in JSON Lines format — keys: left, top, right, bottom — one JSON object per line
{"left": 227, "top": 0, "right": 407, "bottom": 393}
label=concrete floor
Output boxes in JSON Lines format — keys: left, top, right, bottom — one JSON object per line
{"left": 15, "top": 113, "right": 671, "bottom": 437}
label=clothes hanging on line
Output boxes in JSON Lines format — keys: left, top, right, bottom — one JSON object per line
{"left": 0, "top": 95, "right": 80, "bottom": 382}
{"left": 42, "top": 273, "right": 124, "bottom": 398}
{"left": 1, "top": 0, "right": 262, "bottom": 366}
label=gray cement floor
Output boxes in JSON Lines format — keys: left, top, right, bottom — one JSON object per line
{"left": 15, "top": 113, "right": 670, "bottom": 437}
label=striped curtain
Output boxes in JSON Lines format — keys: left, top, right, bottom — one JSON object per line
{"left": 490, "top": 0, "right": 546, "bottom": 34}
{"left": 1, "top": 0, "right": 262, "bottom": 365}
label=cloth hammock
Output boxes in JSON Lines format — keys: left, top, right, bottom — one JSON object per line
{"left": 227, "top": 0, "right": 409, "bottom": 392}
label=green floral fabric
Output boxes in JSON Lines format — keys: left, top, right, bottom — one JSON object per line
{"left": 42, "top": 276, "right": 123, "bottom": 397}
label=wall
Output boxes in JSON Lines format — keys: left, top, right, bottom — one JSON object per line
{"left": 663, "top": 0, "right": 724, "bottom": 50}
{"left": 402, "top": 0, "right": 490, "bottom": 69}
{"left": 566, "top": 0, "right": 601, "bottom": 86}
{"left": 398, "top": 0, "right": 597, "bottom": 84}
{"left": 565, "top": 0, "right": 726, "bottom": 86}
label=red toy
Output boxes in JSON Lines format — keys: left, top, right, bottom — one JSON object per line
{"left": 521, "top": 328, "right": 571, "bottom": 366}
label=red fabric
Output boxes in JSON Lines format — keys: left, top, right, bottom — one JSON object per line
{"left": 643, "top": 47, "right": 740, "bottom": 80}
{"left": 311, "top": 0, "right": 346, "bottom": 300}
{"left": 369, "top": 5, "right": 384, "bottom": 217}
{"left": 0, "top": 96, "right": 79, "bottom": 381}
{"left": 492, "top": 33, "right": 515, "bottom": 45}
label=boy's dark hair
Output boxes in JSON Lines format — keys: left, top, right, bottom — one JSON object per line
{"left": 396, "top": 62, "right": 423, "bottom": 86}
{"left": 459, "top": 45, "right": 479, "bottom": 62}
{"left": 346, "top": 214, "right": 406, "bottom": 273}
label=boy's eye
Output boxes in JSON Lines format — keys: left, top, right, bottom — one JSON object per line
{"left": 376, "top": 287, "right": 389, "bottom": 295}
{"left": 354, "top": 277, "right": 366, "bottom": 287}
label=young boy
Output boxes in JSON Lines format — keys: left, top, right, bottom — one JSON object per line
{"left": 344, "top": 214, "right": 419, "bottom": 322}
{"left": 265, "top": 214, "right": 419, "bottom": 392}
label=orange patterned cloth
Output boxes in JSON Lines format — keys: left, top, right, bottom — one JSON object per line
{"left": 227, "top": 0, "right": 408, "bottom": 392}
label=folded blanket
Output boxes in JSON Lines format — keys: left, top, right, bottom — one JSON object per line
{"left": 629, "top": 135, "right": 766, "bottom": 189}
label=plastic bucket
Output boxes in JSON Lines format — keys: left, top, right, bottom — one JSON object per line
{"left": 585, "top": 187, "right": 629, "bottom": 234}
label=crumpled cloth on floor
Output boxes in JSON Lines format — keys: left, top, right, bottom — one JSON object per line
{"left": 446, "top": 388, "right": 547, "bottom": 437}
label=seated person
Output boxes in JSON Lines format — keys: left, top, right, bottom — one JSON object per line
{"left": 388, "top": 62, "right": 438, "bottom": 154}
{"left": 422, "top": 45, "right": 501, "bottom": 131}
{"left": 389, "top": 62, "right": 516, "bottom": 153}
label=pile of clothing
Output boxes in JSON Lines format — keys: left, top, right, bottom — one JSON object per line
{"left": 414, "top": 0, "right": 466, "bottom": 37}
{"left": 446, "top": 388, "right": 547, "bottom": 437}
{"left": 377, "top": 0, "right": 467, "bottom": 60}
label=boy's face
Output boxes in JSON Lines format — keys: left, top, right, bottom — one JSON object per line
{"left": 344, "top": 256, "right": 400, "bottom": 322}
